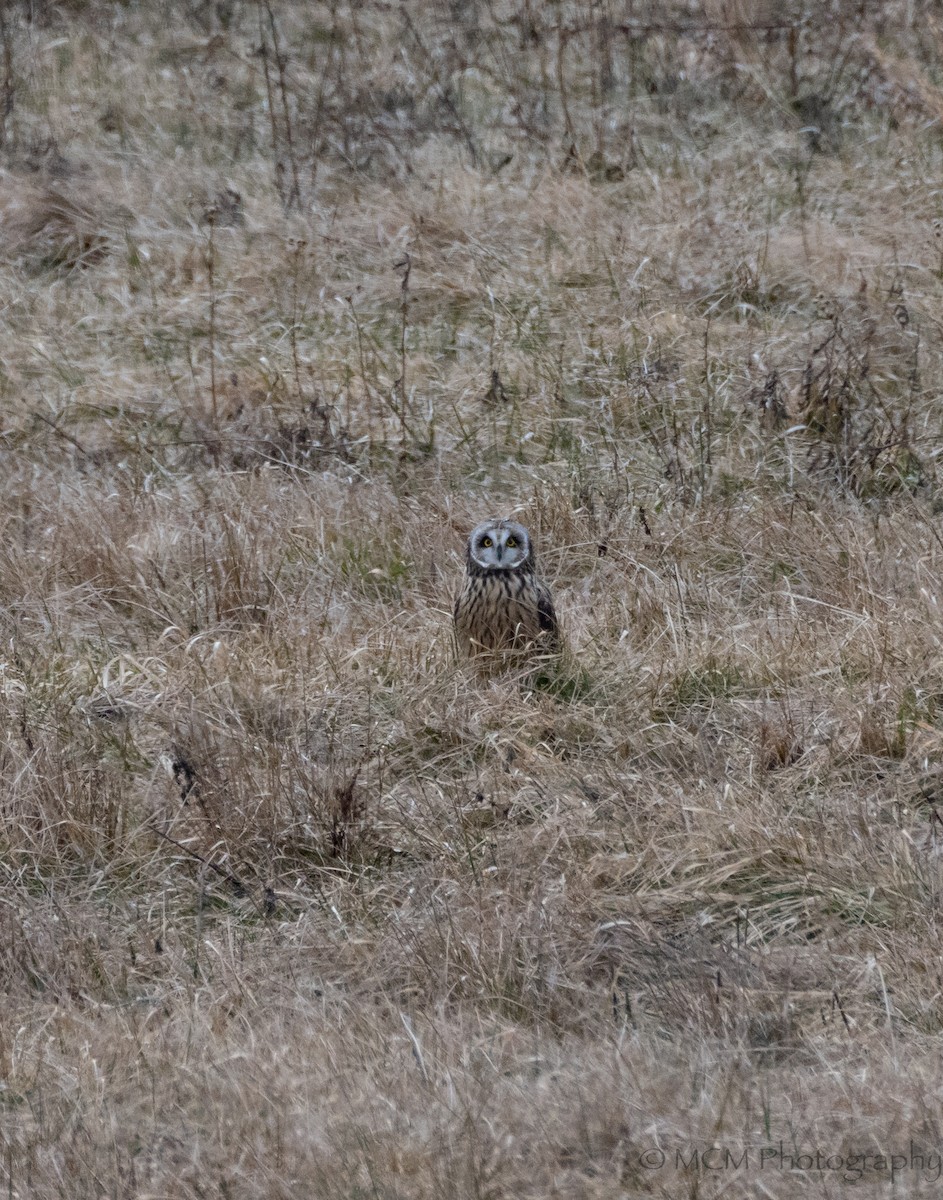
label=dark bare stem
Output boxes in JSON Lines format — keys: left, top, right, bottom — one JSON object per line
{"left": 0, "top": 3, "right": 14, "bottom": 151}
{"left": 263, "top": 0, "right": 302, "bottom": 209}
{"left": 556, "top": 23, "right": 580, "bottom": 168}
{"left": 700, "top": 316, "right": 713, "bottom": 496}
{"left": 395, "top": 253, "right": 411, "bottom": 440}
{"left": 305, "top": 0, "right": 339, "bottom": 198}
{"left": 256, "top": 3, "right": 287, "bottom": 209}
{"left": 205, "top": 216, "right": 218, "bottom": 436}
{"left": 289, "top": 241, "right": 307, "bottom": 405}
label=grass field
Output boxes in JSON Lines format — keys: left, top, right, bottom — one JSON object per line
{"left": 4, "top": 1, "right": 943, "bottom": 1195}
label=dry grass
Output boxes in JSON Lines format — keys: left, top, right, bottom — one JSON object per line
{"left": 4, "top": 0, "right": 943, "bottom": 1195}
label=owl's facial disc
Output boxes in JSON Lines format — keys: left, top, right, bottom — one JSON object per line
{"left": 469, "top": 520, "right": 531, "bottom": 570}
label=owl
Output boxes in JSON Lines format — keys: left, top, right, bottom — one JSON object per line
{"left": 453, "top": 519, "right": 559, "bottom": 660}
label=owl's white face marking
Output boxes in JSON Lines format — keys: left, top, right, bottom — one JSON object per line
{"left": 467, "top": 520, "right": 532, "bottom": 571}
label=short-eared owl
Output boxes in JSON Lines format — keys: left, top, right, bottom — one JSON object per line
{"left": 453, "top": 519, "right": 559, "bottom": 659}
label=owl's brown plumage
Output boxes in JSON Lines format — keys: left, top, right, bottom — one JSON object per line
{"left": 453, "top": 519, "right": 559, "bottom": 659}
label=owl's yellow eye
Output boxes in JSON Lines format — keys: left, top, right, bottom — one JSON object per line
{"left": 482, "top": 537, "right": 493, "bottom": 548}
{"left": 506, "top": 536, "right": 517, "bottom": 548}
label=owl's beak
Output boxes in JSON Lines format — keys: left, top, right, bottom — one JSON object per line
{"left": 495, "top": 543, "right": 503, "bottom": 563}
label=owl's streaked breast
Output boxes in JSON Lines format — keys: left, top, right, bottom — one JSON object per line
{"left": 454, "top": 567, "right": 557, "bottom": 656}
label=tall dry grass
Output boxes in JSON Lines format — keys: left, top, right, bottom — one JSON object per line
{"left": 2, "top": 0, "right": 943, "bottom": 1195}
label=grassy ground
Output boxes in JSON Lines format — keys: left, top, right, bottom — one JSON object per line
{"left": 4, "top": 1, "right": 943, "bottom": 1195}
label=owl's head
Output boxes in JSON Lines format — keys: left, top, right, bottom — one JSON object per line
{"left": 466, "top": 519, "right": 533, "bottom": 572}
